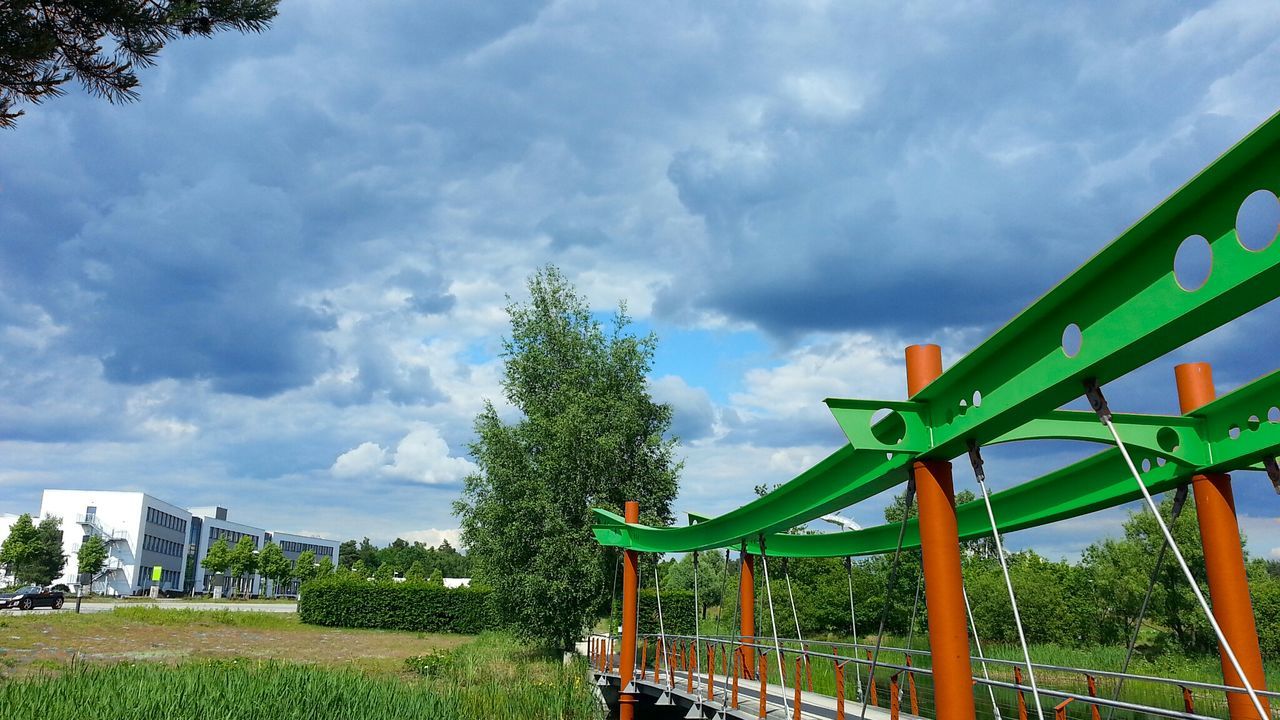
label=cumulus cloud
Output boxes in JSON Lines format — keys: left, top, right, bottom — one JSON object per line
{"left": 331, "top": 425, "right": 475, "bottom": 486}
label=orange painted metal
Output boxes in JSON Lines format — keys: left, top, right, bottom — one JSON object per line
{"left": 804, "top": 643, "right": 813, "bottom": 691}
{"left": 891, "top": 672, "right": 901, "bottom": 720}
{"left": 794, "top": 657, "right": 803, "bottom": 720}
{"left": 1175, "top": 363, "right": 1271, "bottom": 720}
{"left": 906, "top": 655, "right": 920, "bottom": 715}
{"left": 759, "top": 652, "right": 769, "bottom": 720}
{"left": 687, "top": 644, "right": 694, "bottom": 693}
{"left": 622, "top": 522, "right": 640, "bottom": 711}
{"left": 1054, "top": 698, "right": 1074, "bottom": 720}
{"left": 1182, "top": 686, "right": 1195, "bottom": 715}
{"left": 835, "top": 661, "right": 846, "bottom": 720}
{"left": 708, "top": 644, "right": 716, "bottom": 700}
{"left": 741, "top": 550, "right": 756, "bottom": 679}
{"left": 732, "top": 647, "right": 741, "bottom": 709}
{"left": 1086, "top": 674, "right": 1101, "bottom": 720}
{"left": 654, "top": 638, "right": 663, "bottom": 682}
{"left": 867, "top": 650, "right": 879, "bottom": 707}
{"left": 908, "top": 344, "right": 977, "bottom": 720}
{"left": 640, "top": 637, "right": 648, "bottom": 681}
{"left": 1015, "top": 666, "right": 1029, "bottom": 720}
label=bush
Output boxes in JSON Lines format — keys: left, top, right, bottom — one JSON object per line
{"left": 299, "top": 577, "right": 497, "bottom": 634}
{"left": 625, "top": 589, "right": 697, "bottom": 637}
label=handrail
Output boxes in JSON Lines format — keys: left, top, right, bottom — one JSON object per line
{"left": 633, "top": 633, "right": 1280, "bottom": 702}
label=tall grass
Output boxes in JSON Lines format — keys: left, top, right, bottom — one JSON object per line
{"left": 0, "top": 633, "right": 601, "bottom": 719}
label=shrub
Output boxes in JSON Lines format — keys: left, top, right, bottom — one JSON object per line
{"left": 616, "top": 589, "right": 697, "bottom": 637}
{"left": 299, "top": 577, "right": 497, "bottom": 634}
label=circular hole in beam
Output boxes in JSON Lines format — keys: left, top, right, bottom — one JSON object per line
{"left": 1174, "top": 235, "right": 1212, "bottom": 291}
{"left": 972, "top": 390, "right": 983, "bottom": 408}
{"left": 1269, "top": 406, "right": 1280, "bottom": 424}
{"left": 1062, "top": 323, "right": 1083, "bottom": 358}
{"left": 1157, "top": 426, "right": 1180, "bottom": 454}
{"left": 1236, "top": 189, "right": 1280, "bottom": 252}
{"left": 1141, "top": 458, "right": 1152, "bottom": 473}
{"left": 869, "top": 408, "right": 907, "bottom": 446}
{"left": 1229, "top": 424, "right": 1241, "bottom": 440}
{"left": 1248, "top": 415, "right": 1261, "bottom": 432}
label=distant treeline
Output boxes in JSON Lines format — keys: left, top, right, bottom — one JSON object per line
{"left": 338, "top": 537, "right": 472, "bottom": 579}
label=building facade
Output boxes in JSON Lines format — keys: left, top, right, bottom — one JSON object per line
{"left": 32, "top": 490, "right": 338, "bottom": 597}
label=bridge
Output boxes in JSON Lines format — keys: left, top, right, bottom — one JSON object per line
{"left": 589, "top": 108, "right": 1280, "bottom": 720}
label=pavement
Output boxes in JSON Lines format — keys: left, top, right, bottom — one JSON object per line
{"left": 1, "top": 600, "right": 297, "bottom": 616}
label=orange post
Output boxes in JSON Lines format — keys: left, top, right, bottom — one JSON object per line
{"left": 909, "top": 344, "right": 977, "bottom": 720}
{"left": 1054, "top": 699, "right": 1073, "bottom": 720}
{"left": 794, "top": 657, "right": 803, "bottom": 720}
{"left": 687, "top": 644, "right": 694, "bottom": 693}
{"left": 804, "top": 643, "right": 813, "bottom": 691}
{"left": 906, "top": 655, "right": 920, "bottom": 715}
{"left": 759, "top": 652, "right": 769, "bottom": 720}
{"left": 1182, "top": 686, "right": 1196, "bottom": 715}
{"left": 866, "top": 650, "right": 879, "bottom": 707}
{"left": 640, "top": 637, "right": 648, "bottom": 681}
{"left": 619, "top": 502, "right": 640, "bottom": 720}
{"left": 732, "top": 648, "right": 741, "bottom": 709}
{"left": 654, "top": 638, "right": 663, "bottom": 682}
{"left": 836, "top": 662, "right": 846, "bottom": 720}
{"left": 1086, "top": 674, "right": 1101, "bottom": 720}
{"left": 709, "top": 644, "right": 717, "bottom": 700}
{"left": 741, "top": 550, "right": 756, "bottom": 679}
{"left": 891, "top": 673, "right": 901, "bottom": 720}
{"left": 1015, "top": 666, "right": 1028, "bottom": 720}
{"left": 1175, "top": 363, "right": 1271, "bottom": 720}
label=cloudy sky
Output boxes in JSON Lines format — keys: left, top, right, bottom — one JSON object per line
{"left": 4, "top": 0, "right": 1280, "bottom": 559}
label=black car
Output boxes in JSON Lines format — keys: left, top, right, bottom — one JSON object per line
{"left": 0, "top": 585, "right": 64, "bottom": 610}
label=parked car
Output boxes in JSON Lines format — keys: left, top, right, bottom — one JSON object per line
{"left": 0, "top": 585, "right": 64, "bottom": 610}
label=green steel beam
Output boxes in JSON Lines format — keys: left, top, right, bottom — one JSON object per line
{"left": 593, "top": 109, "right": 1280, "bottom": 554}
{"left": 748, "top": 369, "right": 1280, "bottom": 558}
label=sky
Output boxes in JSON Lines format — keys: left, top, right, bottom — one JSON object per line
{"left": 3, "top": 0, "right": 1280, "bottom": 560}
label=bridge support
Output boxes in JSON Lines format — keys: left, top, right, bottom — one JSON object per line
{"left": 740, "top": 549, "right": 756, "bottom": 678}
{"left": 620, "top": 500, "right": 640, "bottom": 720}
{"left": 907, "top": 344, "right": 977, "bottom": 720}
{"left": 1174, "top": 363, "right": 1270, "bottom": 720}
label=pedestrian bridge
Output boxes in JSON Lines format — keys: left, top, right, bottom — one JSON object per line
{"left": 587, "top": 111, "right": 1280, "bottom": 720}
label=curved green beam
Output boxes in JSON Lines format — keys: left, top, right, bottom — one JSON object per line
{"left": 594, "top": 107, "right": 1280, "bottom": 554}
{"left": 759, "top": 367, "right": 1279, "bottom": 558}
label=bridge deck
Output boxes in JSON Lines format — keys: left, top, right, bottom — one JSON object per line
{"left": 594, "top": 667, "right": 925, "bottom": 720}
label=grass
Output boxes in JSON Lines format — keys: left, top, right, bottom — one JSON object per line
{"left": 0, "top": 609, "right": 601, "bottom": 718}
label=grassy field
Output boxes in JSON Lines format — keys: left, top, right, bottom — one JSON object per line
{"left": 0, "top": 609, "right": 600, "bottom": 719}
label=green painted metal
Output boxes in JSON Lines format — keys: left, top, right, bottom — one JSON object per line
{"left": 750, "top": 369, "right": 1280, "bottom": 558}
{"left": 593, "top": 109, "right": 1280, "bottom": 555}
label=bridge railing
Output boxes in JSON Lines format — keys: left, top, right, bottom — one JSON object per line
{"left": 590, "top": 632, "right": 1278, "bottom": 720}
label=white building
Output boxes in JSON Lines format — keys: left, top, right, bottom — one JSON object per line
{"left": 40, "top": 489, "right": 191, "bottom": 596}
{"left": 32, "top": 490, "right": 339, "bottom": 597}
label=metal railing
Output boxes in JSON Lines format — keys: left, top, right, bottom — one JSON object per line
{"left": 589, "top": 633, "right": 1278, "bottom": 720}
{"left": 76, "top": 514, "right": 130, "bottom": 543}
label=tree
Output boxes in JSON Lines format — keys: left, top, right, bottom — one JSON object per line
{"left": 293, "top": 550, "right": 318, "bottom": 585}
{"left": 0, "top": 0, "right": 279, "bottom": 128}
{"left": 338, "top": 540, "right": 358, "bottom": 569}
{"left": 456, "top": 266, "right": 681, "bottom": 650}
{"left": 428, "top": 568, "right": 444, "bottom": 586}
{"left": 372, "top": 561, "right": 395, "bottom": 582}
{"left": 405, "top": 560, "right": 428, "bottom": 583}
{"left": 0, "top": 513, "right": 40, "bottom": 584}
{"left": 201, "top": 537, "right": 232, "bottom": 593}
{"left": 227, "top": 536, "right": 259, "bottom": 597}
{"left": 257, "top": 541, "right": 291, "bottom": 597}
{"left": 351, "top": 559, "right": 370, "bottom": 579}
{"left": 77, "top": 534, "right": 109, "bottom": 584}
{"left": 315, "top": 555, "right": 334, "bottom": 578}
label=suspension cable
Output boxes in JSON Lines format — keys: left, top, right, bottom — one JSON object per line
{"left": 759, "top": 535, "right": 791, "bottom": 717}
{"left": 693, "top": 551, "right": 704, "bottom": 702}
{"left": 654, "top": 563, "right": 671, "bottom": 689}
{"left": 845, "top": 557, "right": 864, "bottom": 702}
{"left": 784, "top": 558, "right": 806, "bottom": 650}
{"left": 964, "top": 583, "right": 1005, "bottom": 720}
{"left": 969, "top": 440, "right": 1045, "bottom": 720}
{"left": 1085, "top": 379, "right": 1269, "bottom": 720}
{"left": 1106, "top": 485, "right": 1190, "bottom": 720}
{"left": 861, "top": 471, "right": 916, "bottom": 720}
{"left": 715, "top": 548, "right": 731, "bottom": 639}
{"left": 901, "top": 573, "right": 923, "bottom": 706}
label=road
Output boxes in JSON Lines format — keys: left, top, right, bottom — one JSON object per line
{"left": 2, "top": 600, "right": 297, "bottom": 616}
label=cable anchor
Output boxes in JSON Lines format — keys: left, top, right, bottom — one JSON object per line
{"left": 1264, "top": 456, "right": 1280, "bottom": 494}
{"left": 1083, "top": 378, "right": 1112, "bottom": 423}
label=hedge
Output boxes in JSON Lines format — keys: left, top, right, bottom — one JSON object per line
{"left": 299, "top": 577, "right": 498, "bottom": 634}
{"left": 611, "top": 589, "right": 699, "bottom": 637}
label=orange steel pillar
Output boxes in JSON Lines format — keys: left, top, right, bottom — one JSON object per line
{"left": 619, "top": 501, "right": 640, "bottom": 720}
{"left": 1174, "top": 363, "right": 1270, "bottom": 720}
{"left": 740, "top": 550, "right": 756, "bottom": 678}
{"left": 907, "top": 344, "right": 976, "bottom": 720}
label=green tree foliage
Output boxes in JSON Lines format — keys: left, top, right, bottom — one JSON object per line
{"left": 293, "top": 550, "right": 319, "bottom": 585}
{"left": 405, "top": 560, "right": 428, "bottom": 583}
{"left": 351, "top": 559, "right": 370, "bottom": 579}
{"left": 373, "top": 561, "right": 395, "bottom": 582}
{"left": 315, "top": 556, "right": 334, "bottom": 578}
{"left": 228, "top": 536, "right": 259, "bottom": 597}
{"left": 334, "top": 537, "right": 470, "bottom": 576}
{"left": 0, "top": 0, "right": 279, "bottom": 127}
{"left": 456, "top": 266, "right": 681, "bottom": 649}
{"left": 258, "top": 541, "right": 292, "bottom": 597}
{"left": 201, "top": 537, "right": 231, "bottom": 577}
{"left": 338, "top": 540, "right": 358, "bottom": 569}
{"left": 76, "top": 534, "right": 109, "bottom": 579}
{"left": 0, "top": 513, "right": 64, "bottom": 585}
{"left": 428, "top": 568, "right": 444, "bottom": 586}
{"left": 299, "top": 577, "right": 496, "bottom": 634}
